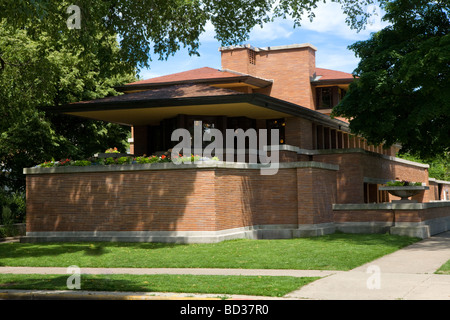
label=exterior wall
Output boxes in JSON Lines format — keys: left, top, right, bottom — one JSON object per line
{"left": 23, "top": 158, "right": 450, "bottom": 242}
{"left": 26, "top": 169, "right": 217, "bottom": 233}
{"left": 313, "top": 151, "right": 430, "bottom": 204}
{"left": 214, "top": 168, "right": 299, "bottom": 230}
{"left": 285, "top": 117, "right": 314, "bottom": 149}
{"left": 221, "top": 46, "right": 316, "bottom": 109}
{"left": 297, "top": 167, "right": 337, "bottom": 225}
{"left": 24, "top": 162, "right": 338, "bottom": 241}
{"left": 333, "top": 203, "right": 450, "bottom": 238}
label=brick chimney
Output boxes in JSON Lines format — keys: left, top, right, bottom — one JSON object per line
{"left": 219, "top": 44, "right": 317, "bottom": 109}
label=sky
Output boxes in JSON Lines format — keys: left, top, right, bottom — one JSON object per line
{"left": 138, "top": 2, "right": 389, "bottom": 80}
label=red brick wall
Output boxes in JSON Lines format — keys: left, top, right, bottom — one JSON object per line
{"left": 334, "top": 210, "right": 393, "bottom": 223}
{"left": 297, "top": 167, "right": 337, "bottom": 224}
{"left": 214, "top": 168, "right": 299, "bottom": 230}
{"left": 313, "top": 152, "right": 430, "bottom": 203}
{"left": 26, "top": 165, "right": 336, "bottom": 234}
{"left": 285, "top": 117, "right": 314, "bottom": 149}
{"left": 334, "top": 206, "right": 450, "bottom": 224}
{"left": 221, "top": 46, "right": 316, "bottom": 109}
{"left": 26, "top": 170, "right": 216, "bottom": 232}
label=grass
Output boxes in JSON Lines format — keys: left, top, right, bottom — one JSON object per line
{"left": 436, "top": 260, "right": 450, "bottom": 275}
{"left": 0, "top": 233, "right": 419, "bottom": 270}
{"left": 0, "top": 274, "right": 319, "bottom": 297}
{"left": 0, "top": 233, "right": 419, "bottom": 296}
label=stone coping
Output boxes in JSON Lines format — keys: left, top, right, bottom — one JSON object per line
{"left": 429, "top": 178, "right": 450, "bottom": 185}
{"left": 264, "top": 145, "right": 430, "bottom": 169}
{"left": 333, "top": 201, "right": 450, "bottom": 211}
{"left": 219, "top": 43, "right": 318, "bottom": 52}
{"left": 379, "top": 186, "right": 429, "bottom": 190}
{"left": 23, "top": 160, "right": 339, "bottom": 175}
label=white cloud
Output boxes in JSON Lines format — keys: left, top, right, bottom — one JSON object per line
{"left": 303, "top": 2, "right": 389, "bottom": 39}
{"left": 249, "top": 21, "right": 293, "bottom": 41}
{"left": 199, "top": 21, "right": 217, "bottom": 43}
{"left": 316, "top": 47, "right": 360, "bottom": 73}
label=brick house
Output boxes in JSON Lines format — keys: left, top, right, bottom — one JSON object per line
{"left": 23, "top": 44, "right": 450, "bottom": 242}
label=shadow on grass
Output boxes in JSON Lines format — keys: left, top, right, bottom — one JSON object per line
{"left": 303, "top": 232, "right": 420, "bottom": 248}
{"left": 0, "top": 242, "right": 186, "bottom": 266}
{"left": 0, "top": 274, "right": 320, "bottom": 297}
{"left": 0, "top": 274, "right": 153, "bottom": 293}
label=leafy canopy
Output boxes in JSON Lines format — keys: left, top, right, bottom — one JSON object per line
{"left": 1, "top": 0, "right": 379, "bottom": 71}
{"left": 0, "top": 22, "right": 135, "bottom": 191}
{"left": 332, "top": 0, "right": 450, "bottom": 159}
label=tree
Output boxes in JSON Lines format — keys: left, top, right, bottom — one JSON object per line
{"left": 0, "top": 23, "right": 135, "bottom": 192}
{"left": 332, "top": 0, "right": 450, "bottom": 159}
{"left": 0, "top": 0, "right": 378, "bottom": 71}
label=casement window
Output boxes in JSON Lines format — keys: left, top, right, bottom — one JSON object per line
{"left": 316, "top": 86, "right": 347, "bottom": 110}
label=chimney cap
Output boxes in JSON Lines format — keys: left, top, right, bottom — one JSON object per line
{"left": 219, "top": 43, "right": 317, "bottom": 52}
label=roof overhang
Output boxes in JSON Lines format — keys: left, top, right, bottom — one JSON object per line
{"left": 46, "top": 93, "right": 350, "bottom": 131}
{"left": 311, "top": 78, "right": 354, "bottom": 88}
{"left": 116, "top": 76, "right": 273, "bottom": 93}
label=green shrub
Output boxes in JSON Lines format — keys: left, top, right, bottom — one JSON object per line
{"left": 0, "top": 191, "right": 26, "bottom": 224}
{"left": 386, "top": 181, "right": 422, "bottom": 186}
{"left": 115, "top": 157, "right": 132, "bottom": 165}
{"left": 71, "top": 160, "right": 91, "bottom": 166}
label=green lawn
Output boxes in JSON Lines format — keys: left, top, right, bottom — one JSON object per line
{"left": 0, "top": 233, "right": 419, "bottom": 270}
{"left": 436, "top": 260, "right": 450, "bottom": 275}
{"left": 0, "top": 274, "right": 319, "bottom": 297}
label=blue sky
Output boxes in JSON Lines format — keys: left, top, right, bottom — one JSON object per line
{"left": 138, "top": 2, "right": 388, "bottom": 80}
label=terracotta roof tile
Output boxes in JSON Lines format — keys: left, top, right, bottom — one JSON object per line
{"left": 127, "top": 67, "right": 240, "bottom": 85}
{"left": 315, "top": 68, "right": 355, "bottom": 81}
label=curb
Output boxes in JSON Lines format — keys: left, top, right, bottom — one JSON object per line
{"left": 0, "top": 290, "right": 226, "bottom": 300}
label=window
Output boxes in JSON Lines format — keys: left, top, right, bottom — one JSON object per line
{"left": 364, "top": 183, "right": 389, "bottom": 203}
{"left": 266, "top": 119, "right": 286, "bottom": 144}
{"left": 316, "top": 86, "right": 347, "bottom": 110}
{"left": 338, "top": 87, "right": 347, "bottom": 101}
{"left": 316, "top": 87, "right": 333, "bottom": 109}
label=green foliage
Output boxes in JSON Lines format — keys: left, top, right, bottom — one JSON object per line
{"left": 397, "top": 153, "right": 450, "bottom": 181}
{"left": 0, "top": 190, "right": 26, "bottom": 225}
{"left": 71, "top": 160, "right": 91, "bottom": 166}
{"left": 0, "top": 0, "right": 379, "bottom": 70}
{"left": 386, "top": 181, "right": 422, "bottom": 186}
{"left": 332, "top": 0, "right": 450, "bottom": 159}
{"left": 134, "top": 156, "right": 162, "bottom": 164}
{"left": 0, "top": 22, "right": 135, "bottom": 192}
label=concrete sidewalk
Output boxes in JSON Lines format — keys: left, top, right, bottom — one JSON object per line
{"left": 1, "top": 231, "right": 450, "bottom": 300}
{"left": 286, "top": 231, "right": 450, "bottom": 300}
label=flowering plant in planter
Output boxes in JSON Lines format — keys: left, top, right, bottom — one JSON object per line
{"left": 37, "top": 153, "right": 220, "bottom": 168}
{"left": 386, "top": 180, "right": 422, "bottom": 186}
{"left": 172, "top": 154, "right": 220, "bottom": 164}
{"left": 380, "top": 180, "right": 429, "bottom": 202}
{"left": 105, "top": 147, "right": 120, "bottom": 153}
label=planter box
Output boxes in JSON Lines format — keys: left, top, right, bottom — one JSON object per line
{"left": 379, "top": 186, "right": 429, "bottom": 203}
